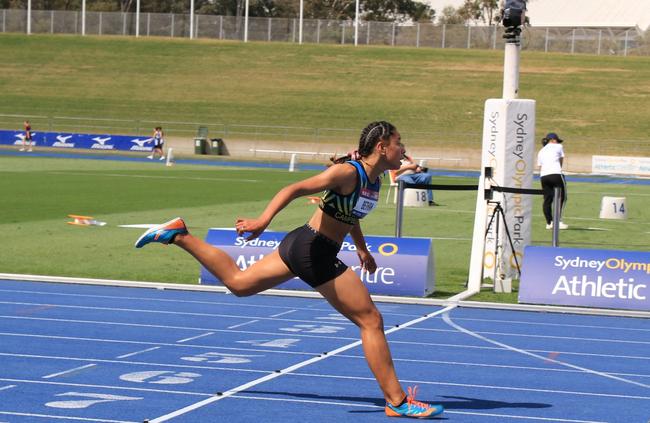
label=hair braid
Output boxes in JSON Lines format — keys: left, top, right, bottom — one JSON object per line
{"left": 357, "top": 121, "right": 396, "bottom": 157}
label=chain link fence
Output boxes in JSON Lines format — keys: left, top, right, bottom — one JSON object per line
{"left": 2, "top": 9, "right": 648, "bottom": 56}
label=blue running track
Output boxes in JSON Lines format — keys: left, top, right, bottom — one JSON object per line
{"left": 0, "top": 278, "right": 648, "bottom": 422}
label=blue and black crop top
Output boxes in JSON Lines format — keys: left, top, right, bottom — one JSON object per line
{"left": 319, "top": 161, "right": 381, "bottom": 225}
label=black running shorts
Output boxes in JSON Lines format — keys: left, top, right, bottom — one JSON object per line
{"left": 278, "top": 224, "right": 347, "bottom": 288}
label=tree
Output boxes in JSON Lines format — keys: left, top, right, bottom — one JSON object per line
{"left": 439, "top": 0, "right": 500, "bottom": 25}
{"left": 437, "top": 5, "right": 464, "bottom": 25}
{"left": 362, "top": 0, "right": 434, "bottom": 23}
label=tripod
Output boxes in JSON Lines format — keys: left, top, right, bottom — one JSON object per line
{"left": 484, "top": 200, "right": 521, "bottom": 280}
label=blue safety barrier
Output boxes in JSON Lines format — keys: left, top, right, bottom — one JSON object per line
{"left": 0, "top": 129, "right": 155, "bottom": 152}
{"left": 200, "top": 229, "right": 435, "bottom": 297}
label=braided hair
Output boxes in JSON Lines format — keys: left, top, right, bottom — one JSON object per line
{"left": 358, "top": 121, "right": 396, "bottom": 157}
{"left": 329, "top": 121, "right": 396, "bottom": 165}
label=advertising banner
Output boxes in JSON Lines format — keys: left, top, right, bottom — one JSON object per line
{"left": 200, "top": 229, "right": 435, "bottom": 297}
{"left": 519, "top": 246, "right": 650, "bottom": 311}
{"left": 480, "top": 99, "right": 536, "bottom": 281}
{"left": 0, "top": 129, "right": 154, "bottom": 152}
{"left": 592, "top": 155, "right": 650, "bottom": 177}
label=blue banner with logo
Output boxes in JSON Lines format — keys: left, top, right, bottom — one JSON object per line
{"left": 519, "top": 246, "right": 650, "bottom": 311}
{"left": 200, "top": 229, "right": 435, "bottom": 297}
{"left": 0, "top": 129, "right": 154, "bottom": 152}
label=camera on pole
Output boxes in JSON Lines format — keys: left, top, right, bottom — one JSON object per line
{"left": 500, "top": 0, "right": 527, "bottom": 99}
{"left": 501, "top": 0, "right": 526, "bottom": 42}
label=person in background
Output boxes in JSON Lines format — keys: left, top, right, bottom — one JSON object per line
{"left": 20, "top": 120, "right": 33, "bottom": 152}
{"left": 537, "top": 132, "right": 568, "bottom": 230}
{"left": 148, "top": 126, "right": 165, "bottom": 160}
{"left": 394, "top": 154, "right": 437, "bottom": 206}
{"left": 134, "top": 121, "right": 444, "bottom": 419}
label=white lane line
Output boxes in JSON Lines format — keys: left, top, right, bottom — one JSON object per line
{"left": 335, "top": 353, "right": 650, "bottom": 379}
{"left": 406, "top": 326, "right": 650, "bottom": 345}
{"left": 451, "top": 316, "right": 650, "bottom": 333}
{"left": 4, "top": 368, "right": 650, "bottom": 402}
{"left": 3, "top": 329, "right": 649, "bottom": 363}
{"left": 227, "top": 320, "right": 259, "bottom": 329}
{"left": 0, "top": 326, "right": 650, "bottom": 360}
{"left": 0, "top": 385, "right": 16, "bottom": 391}
{"left": 386, "top": 340, "right": 650, "bottom": 361}
{"left": 0, "top": 289, "right": 419, "bottom": 324}
{"left": 442, "top": 312, "right": 650, "bottom": 389}
{"left": 0, "top": 302, "right": 357, "bottom": 327}
{"left": 7, "top": 312, "right": 649, "bottom": 346}
{"left": 230, "top": 394, "right": 606, "bottom": 423}
{"left": 3, "top": 288, "right": 646, "bottom": 327}
{"left": 445, "top": 410, "right": 605, "bottom": 422}
{"left": 147, "top": 305, "right": 458, "bottom": 422}
{"left": 0, "top": 351, "right": 288, "bottom": 376}
{"left": 116, "top": 346, "right": 160, "bottom": 359}
{"left": 290, "top": 372, "right": 650, "bottom": 400}
{"left": 5, "top": 349, "right": 650, "bottom": 380}
{"left": 0, "top": 333, "right": 320, "bottom": 357}
{"left": 0, "top": 411, "right": 136, "bottom": 423}
{"left": 1, "top": 377, "right": 211, "bottom": 396}
{"left": 42, "top": 364, "right": 97, "bottom": 379}
{"left": 0, "top": 289, "right": 314, "bottom": 312}
{"left": 270, "top": 310, "right": 297, "bottom": 318}
{"left": 176, "top": 332, "right": 215, "bottom": 343}
{"left": 0, "top": 315, "right": 358, "bottom": 341}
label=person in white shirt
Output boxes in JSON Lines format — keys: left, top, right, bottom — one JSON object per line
{"left": 537, "top": 132, "right": 568, "bottom": 229}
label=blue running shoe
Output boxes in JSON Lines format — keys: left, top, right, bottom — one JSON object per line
{"left": 385, "top": 387, "right": 444, "bottom": 418}
{"left": 134, "top": 217, "right": 188, "bottom": 248}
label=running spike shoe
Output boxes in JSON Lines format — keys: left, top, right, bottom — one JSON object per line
{"left": 385, "top": 386, "right": 444, "bottom": 418}
{"left": 135, "top": 217, "right": 188, "bottom": 248}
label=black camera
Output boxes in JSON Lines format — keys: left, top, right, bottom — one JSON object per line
{"left": 502, "top": 0, "right": 526, "bottom": 39}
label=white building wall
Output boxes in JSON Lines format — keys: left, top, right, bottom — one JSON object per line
{"left": 424, "top": 0, "right": 650, "bottom": 30}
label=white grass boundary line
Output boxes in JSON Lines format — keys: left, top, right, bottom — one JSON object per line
{"left": 442, "top": 312, "right": 650, "bottom": 390}
{"left": 1, "top": 273, "right": 649, "bottom": 318}
{"left": 147, "top": 304, "right": 457, "bottom": 422}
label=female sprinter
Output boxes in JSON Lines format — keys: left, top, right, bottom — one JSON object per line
{"left": 135, "top": 121, "right": 444, "bottom": 418}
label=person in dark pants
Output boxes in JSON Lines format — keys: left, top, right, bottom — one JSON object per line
{"left": 537, "top": 132, "right": 568, "bottom": 230}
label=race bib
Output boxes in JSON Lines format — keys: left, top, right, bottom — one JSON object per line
{"left": 352, "top": 187, "right": 379, "bottom": 218}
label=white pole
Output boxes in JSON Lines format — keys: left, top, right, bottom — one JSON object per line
{"left": 190, "top": 0, "right": 194, "bottom": 39}
{"left": 354, "top": 0, "right": 359, "bottom": 46}
{"left": 135, "top": 0, "right": 140, "bottom": 37}
{"left": 502, "top": 41, "right": 520, "bottom": 99}
{"left": 27, "top": 0, "right": 31, "bottom": 34}
{"left": 289, "top": 153, "right": 298, "bottom": 172}
{"left": 166, "top": 148, "right": 174, "bottom": 167}
{"left": 298, "top": 0, "right": 303, "bottom": 44}
{"left": 82, "top": 0, "right": 86, "bottom": 35}
{"left": 244, "top": 0, "right": 249, "bottom": 42}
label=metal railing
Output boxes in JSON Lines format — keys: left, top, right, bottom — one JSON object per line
{"left": 1, "top": 9, "right": 648, "bottom": 56}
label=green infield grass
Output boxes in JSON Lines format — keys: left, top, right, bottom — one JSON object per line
{"left": 0, "top": 34, "right": 649, "bottom": 152}
{"left": 1, "top": 154, "right": 648, "bottom": 302}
